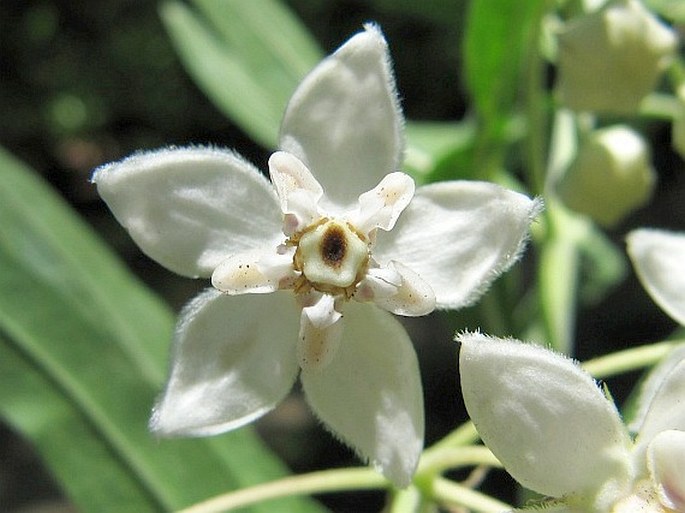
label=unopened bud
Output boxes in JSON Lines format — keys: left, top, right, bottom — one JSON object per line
{"left": 557, "top": 125, "right": 656, "bottom": 226}
{"left": 557, "top": 0, "right": 677, "bottom": 113}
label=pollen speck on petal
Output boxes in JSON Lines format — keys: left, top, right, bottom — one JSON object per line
{"left": 212, "top": 248, "right": 296, "bottom": 295}
{"left": 349, "top": 172, "right": 415, "bottom": 234}
{"left": 269, "top": 151, "right": 323, "bottom": 234}
{"left": 358, "top": 261, "right": 435, "bottom": 317}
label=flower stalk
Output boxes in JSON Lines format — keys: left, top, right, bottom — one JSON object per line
{"left": 582, "top": 339, "right": 681, "bottom": 379}
{"left": 175, "top": 468, "right": 388, "bottom": 513}
{"left": 175, "top": 445, "right": 504, "bottom": 513}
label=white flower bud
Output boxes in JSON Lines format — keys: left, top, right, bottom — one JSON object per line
{"left": 557, "top": 0, "right": 677, "bottom": 113}
{"left": 557, "top": 125, "right": 656, "bottom": 226}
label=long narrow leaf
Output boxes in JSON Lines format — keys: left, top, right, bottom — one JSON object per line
{"left": 463, "top": 0, "right": 543, "bottom": 124}
{"left": 160, "top": 0, "right": 446, "bottom": 180}
{"left": 0, "top": 333, "right": 160, "bottom": 513}
{"left": 193, "top": 0, "right": 321, "bottom": 80}
{"left": 160, "top": 0, "right": 322, "bottom": 148}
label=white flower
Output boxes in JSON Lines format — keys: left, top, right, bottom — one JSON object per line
{"left": 93, "top": 24, "right": 541, "bottom": 487}
{"left": 557, "top": 125, "right": 655, "bottom": 227}
{"left": 458, "top": 333, "right": 685, "bottom": 513}
{"left": 557, "top": 0, "right": 677, "bottom": 113}
{"left": 627, "top": 229, "right": 685, "bottom": 439}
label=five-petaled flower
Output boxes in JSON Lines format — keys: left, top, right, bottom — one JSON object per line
{"left": 93, "top": 24, "right": 540, "bottom": 486}
{"left": 458, "top": 333, "right": 685, "bottom": 512}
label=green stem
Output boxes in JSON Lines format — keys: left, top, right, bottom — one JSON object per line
{"left": 176, "top": 468, "right": 388, "bottom": 513}
{"left": 431, "top": 477, "right": 512, "bottom": 513}
{"left": 175, "top": 441, "right": 505, "bottom": 513}
{"left": 537, "top": 202, "right": 581, "bottom": 354}
{"left": 425, "top": 420, "right": 479, "bottom": 452}
{"left": 418, "top": 446, "right": 501, "bottom": 477}
{"left": 388, "top": 486, "right": 423, "bottom": 513}
{"left": 582, "top": 339, "right": 681, "bottom": 379}
{"left": 523, "top": 1, "right": 549, "bottom": 196}
{"left": 478, "top": 282, "right": 512, "bottom": 336}
{"left": 639, "top": 93, "right": 682, "bottom": 120}
{"left": 668, "top": 57, "right": 685, "bottom": 94}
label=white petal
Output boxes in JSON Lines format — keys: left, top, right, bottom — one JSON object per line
{"left": 627, "top": 228, "right": 685, "bottom": 325}
{"left": 356, "top": 265, "right": 402, "bottom": 301}
{"left": 268, "top": 151, "right": 323, "bottom": 235}
{"left": 647, "top": 430, "right": 685, "bottom": 511}
{"left": 347, "top": 172, "right": 415, "bottom": 234}
{"left": 635, "top": 359, "right": 685, "bottom": 460}
{"left": 279, "top": 24, "right": 403, "bottom": 211}
{"left": 629, "top": 345, "right": 685, "bottom": 435}
{"left": 93, "top": 147, "right": 282, "bottom": 278}
{"left": 298, "top": 294, "right": 343, "bottom": 371}
{"left": 301, "top": 302, "right": 424, "bottom": 487}
{"left": 150, "top": 289, "right": 300, "bottom": 436}
{"left": 458, "top": 333, "right": 633, "bottom": 500}
{"left": 211, "top": 246, "right": 297, "bottom": 295}
{"left": 374, "top": 181, "right": 542, "bottom": 309}
{"left": 357, "top": 261, "right": 435, "bottom": 317}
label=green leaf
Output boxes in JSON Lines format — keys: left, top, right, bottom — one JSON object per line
{"left": 160, "top": 0, "right": 322, "bottom": 148}
{"left": 403, "top": 120, "right": 476, "bottom": 181}
{"left": 462, "top": 0, "right": 545, "bottom": 181}
{"left": 0, "top": 147, "right": 326, "bottom": 513}
{"left": 414, "top": 115, "right": 527, "bottom": 183}
{"left": 192, "top": 0, "right": 321, "bottom": 80}
{"left": 463, "top": 0, "right": 542, "bottom": 125}
{"left": 0, "top": 333, "right": 159, "bottom": 512}
{"left": 644, "top": 0, "right": 685, "bottom": 22}
{"left": 577, "top": 226, "right": 627, "bottom": 306}
{"left": 162, "top": 0, "right": 442, "bottom": 175}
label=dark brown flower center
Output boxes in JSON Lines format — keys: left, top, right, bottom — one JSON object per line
{"left": 321, "top": 225, "right": 347, "bottom": 267}
{"left": 288, "top": 218, "right": 370, "bottom": 297}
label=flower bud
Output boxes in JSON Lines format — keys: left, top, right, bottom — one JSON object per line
{"left": 557, "top": 0, "right": 677, "bottom": 113}
{"left": 557, "top": 125, "right": 656, "bottom": 226}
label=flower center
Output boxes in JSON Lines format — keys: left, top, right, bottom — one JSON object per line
{"left": 320, "top": 225, "right": 347, "bottom": 267}
{"left": 292, "top": 219, "right": 369, "bottom": 296}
